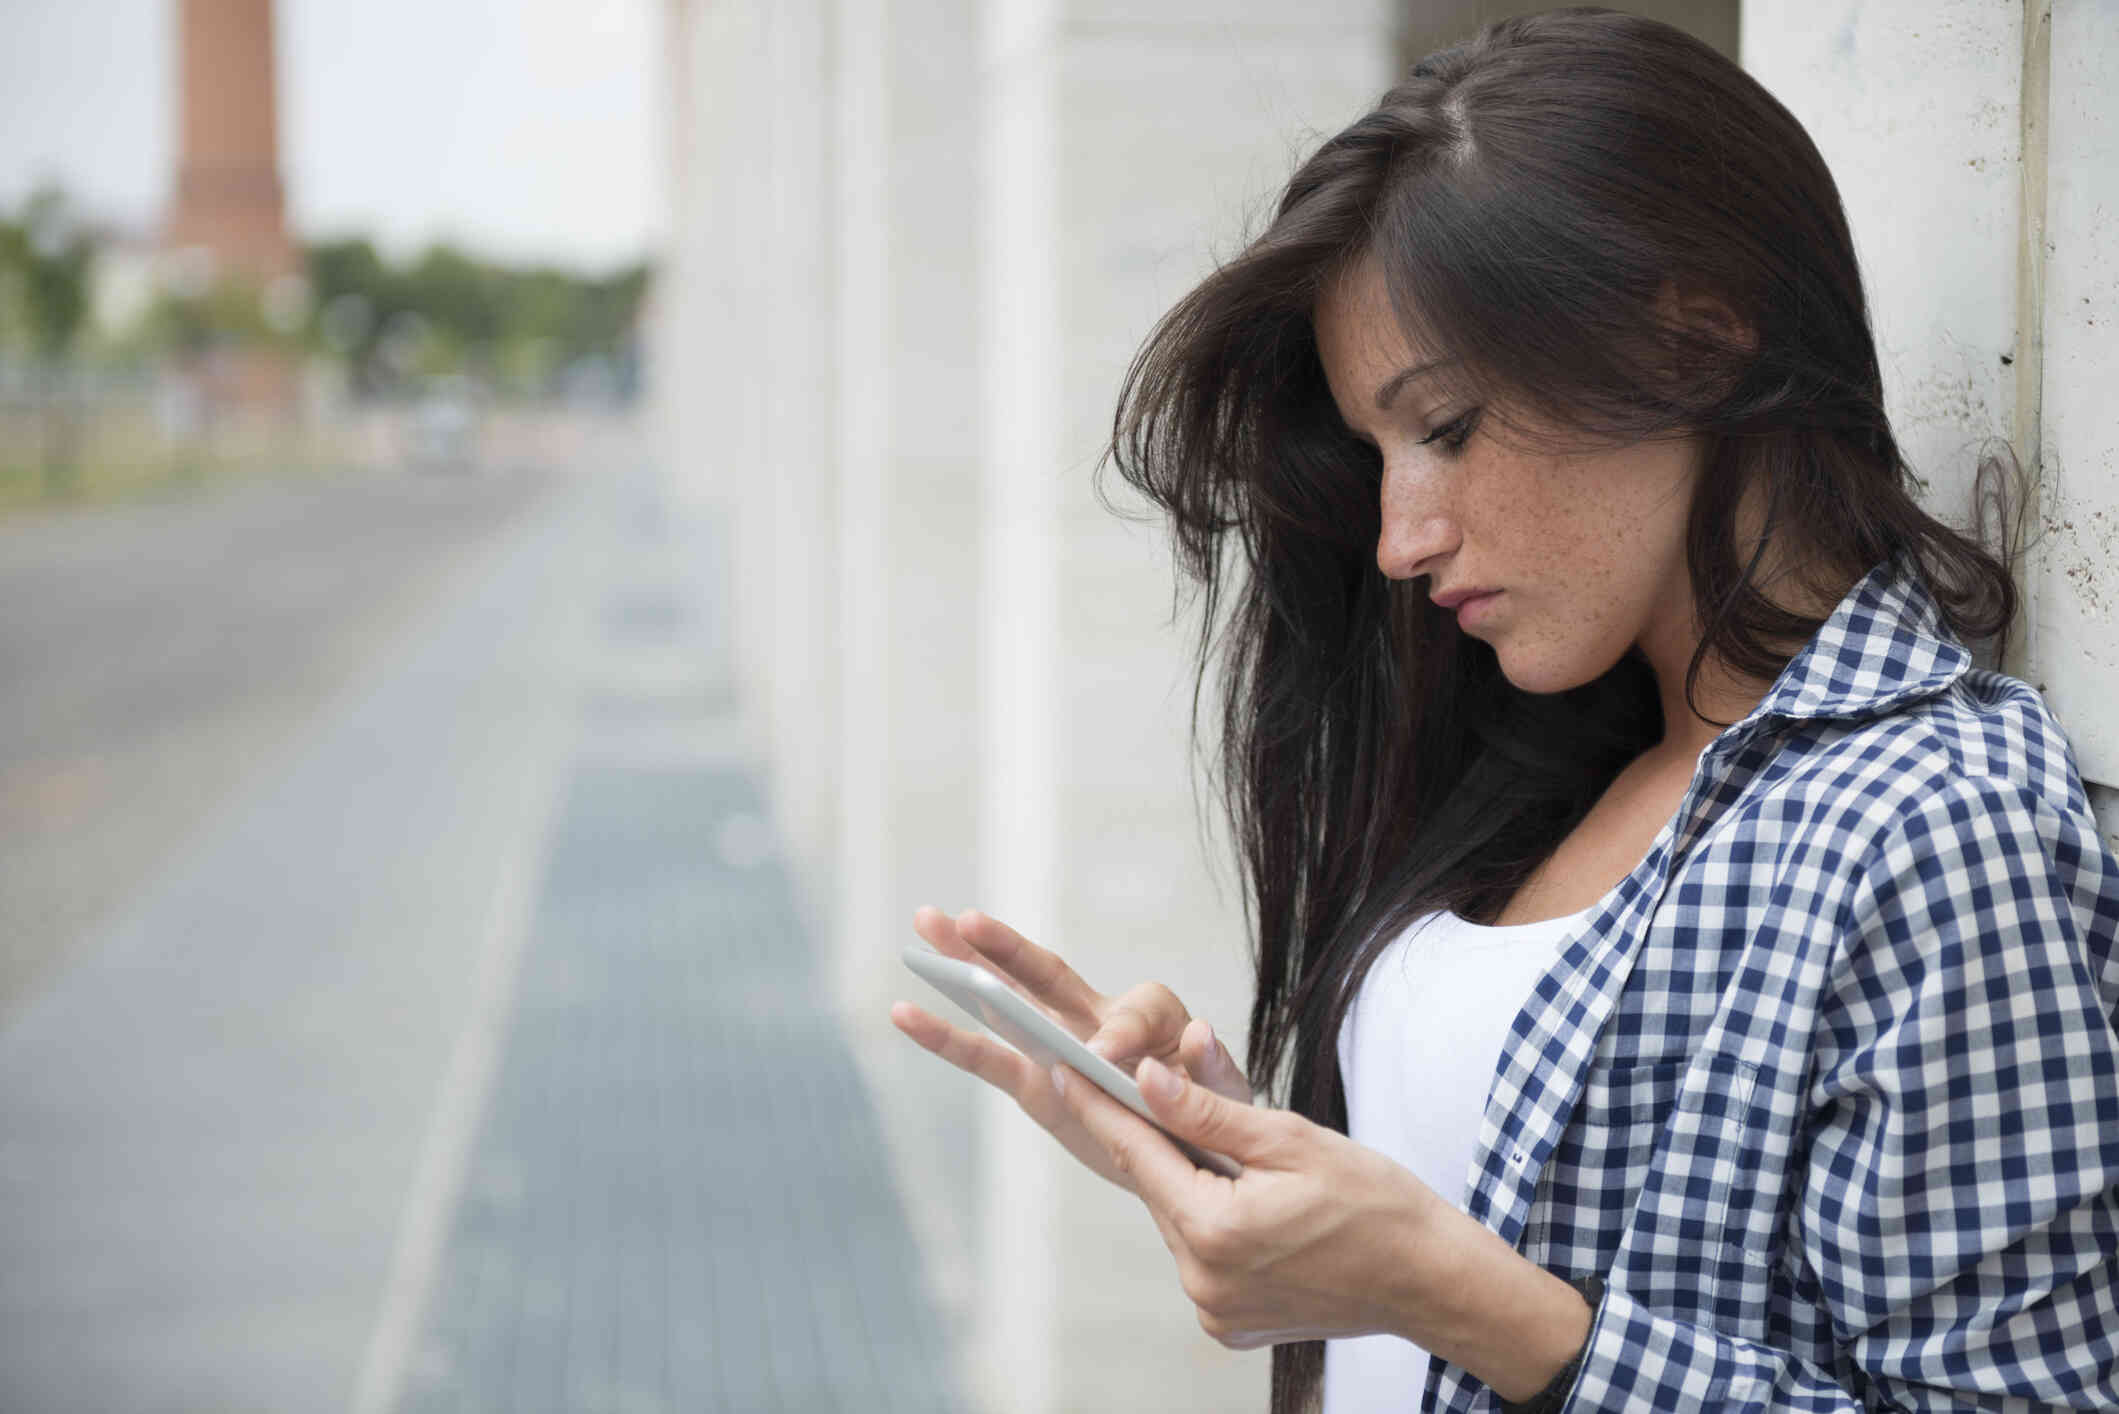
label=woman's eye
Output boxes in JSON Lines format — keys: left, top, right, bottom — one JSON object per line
{"left": 1418, "top": 408, "right": 1481, "bottom": 455}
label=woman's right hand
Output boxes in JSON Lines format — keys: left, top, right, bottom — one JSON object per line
{"left": 891, "top": 905, "right": 1253, "bottom": 1194}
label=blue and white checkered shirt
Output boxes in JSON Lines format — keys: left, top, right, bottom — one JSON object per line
{"left": 1425, "top": 552, "right": 2119, "bottom": 1412}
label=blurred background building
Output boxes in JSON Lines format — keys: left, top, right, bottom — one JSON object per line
{"left": 0, "top": 2, "right": 2111, "bottom": 1412}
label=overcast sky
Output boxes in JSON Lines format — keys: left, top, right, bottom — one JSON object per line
{"left": 0, "top": 0, "right": 660, "bottom": 273}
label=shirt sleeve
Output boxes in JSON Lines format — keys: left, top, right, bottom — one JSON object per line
{"left": 1558, "top": 773, "right": 2119, "bottom": 1412}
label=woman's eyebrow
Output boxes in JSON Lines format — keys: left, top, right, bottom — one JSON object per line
{"left": 1375, "top": 358, "right": 1456, "bottom": 411}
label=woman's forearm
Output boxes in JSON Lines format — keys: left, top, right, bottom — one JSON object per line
{"left": 1383, "top": 1202, "right": 1594, "bottom": 1404}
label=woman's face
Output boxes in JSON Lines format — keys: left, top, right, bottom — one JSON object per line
{"left": 1312, "top": 255, "right": 1706, "bottom": 696}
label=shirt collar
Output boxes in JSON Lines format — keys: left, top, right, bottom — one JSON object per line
{"left": 1733, "top": 548, "right": 1973, "bottom": 733}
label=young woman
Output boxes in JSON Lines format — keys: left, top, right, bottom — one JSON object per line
{"left": 892, "top": 9, "right": 2119, "bottom": 1412}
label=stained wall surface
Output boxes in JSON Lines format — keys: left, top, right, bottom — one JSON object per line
{"left": 1745, "top": 0, "right": 2118, "bottom": 841}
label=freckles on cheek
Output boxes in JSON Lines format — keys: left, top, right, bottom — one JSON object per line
{"left": 1520, "top": 472, "right": 1636, "bottom": 612}
{"left": 1488, "top": 446, "right": 1689, "bottom": 685}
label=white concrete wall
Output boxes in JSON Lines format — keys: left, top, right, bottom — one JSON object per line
{"left": 1741, "top": 2, "right": 2025, "bottom": 573}
{"left": 1743, "top": 0, "right": 2118, "bottom": 837}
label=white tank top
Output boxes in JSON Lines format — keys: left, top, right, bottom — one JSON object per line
{"left": 1321, "top": 903, "right": 1596, "bottom": 1414}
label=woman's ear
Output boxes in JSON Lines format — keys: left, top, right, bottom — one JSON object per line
{"left": 1649, "top": 278, "right": 1756, "bottom": 407}
{"left": 1654, "top": 278, "right": 1757, "bottom": 357}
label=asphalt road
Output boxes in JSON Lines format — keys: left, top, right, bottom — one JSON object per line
{"left": 0, "top": 452, "right": 569, "bottom": 1013}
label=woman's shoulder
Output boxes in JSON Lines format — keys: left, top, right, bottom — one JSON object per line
{"left": 1767, "top": 669, "right": 2119, "bottom": 960}
{"left": 1765, "top": 663, "right": 2100, "bottom": 850}
{"left": 1922, "top": 666, "right": 2095, "bottom": 812}
{"left": 1732, "top": 552, "right": 2097, "bottom": 844}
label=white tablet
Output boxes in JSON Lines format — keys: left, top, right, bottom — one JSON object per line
{"left": 902, "top": 944, "right": 1244, "bottom": 1179}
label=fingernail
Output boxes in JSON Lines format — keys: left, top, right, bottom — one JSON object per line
{"left": 1143, "top": 1057, "right": 1183, "bottom": 1102}
{"left": 1050, "top": 1064, "right": 1067, "bottom": 1098}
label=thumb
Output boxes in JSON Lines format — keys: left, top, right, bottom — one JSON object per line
{"left": 1136, "top": 1055, "right": 1282, "bottom": 1166}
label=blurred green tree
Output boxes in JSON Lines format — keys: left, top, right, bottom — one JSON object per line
{"left": 0, "top": 186, "right": 97, "bottom": 490}
{"left": 303, "top": 237, "right": 649, "bottom": 398}
{"left": 4, "top": 185, "right": 650, "bottom": 403}
{"left": 0, "top": 185, "right": 95, "bottom": 359}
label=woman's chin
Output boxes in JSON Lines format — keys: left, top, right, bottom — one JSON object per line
{"left": 1493, "top": 646, "right": 1610, "bottom": 697}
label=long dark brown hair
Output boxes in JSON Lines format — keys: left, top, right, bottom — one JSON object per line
{"left": 1097, "top": 9, "right": 2022, "bottom": 1410}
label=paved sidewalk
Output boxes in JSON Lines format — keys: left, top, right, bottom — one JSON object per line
{"left": 395, "top": 764, "right": 962, "bottom": 1414}
{"left": 389, "top": 464, "right": 966, "bottom": 1413}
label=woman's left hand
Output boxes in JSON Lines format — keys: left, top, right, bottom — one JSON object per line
{"left": 1050, "top": 1052, "right": 1447, "bottom": 1350}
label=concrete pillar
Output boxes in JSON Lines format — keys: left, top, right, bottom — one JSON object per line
{"left": 2026, "top": 0, "right": 2119, "bottom": 797}
{"left": 670, "top": 0, "right": 776, "bottom": 735}
{"left": 829, "top": 0, "right": 990, "bottom": 1384}
{"left": 650, "top": 0, "right": 695, "bottom": 525}
{"left": 760, "top": 1, "right": 840, "bottom": 902}
{"left": 657, "top": 0, "right": 986, "bottom": 1383}
{"left": 978, "top": 6, "right": 1398, "bottom": 1409}
{"left": 657, "top": 2, "right": 720, "bottom": 519}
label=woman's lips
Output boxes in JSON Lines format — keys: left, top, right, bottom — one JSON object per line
{"left": 1453, "top": 590, "right": 1502, "bottom": 627}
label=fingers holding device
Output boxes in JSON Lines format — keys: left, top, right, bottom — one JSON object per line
{"left": 901, "top": 943, "right": 1245, "bottom": 1179}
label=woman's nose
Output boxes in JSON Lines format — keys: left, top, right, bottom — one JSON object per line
{"left": 1375, "top": 474, "right": 1457, "bottom": 580}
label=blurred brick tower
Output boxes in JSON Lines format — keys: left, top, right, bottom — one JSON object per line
{"left": 162, "top": 0, "right": 299, "bottom": 412}
{"left": 163, "top": 0, "right": 296, "bottom": 281}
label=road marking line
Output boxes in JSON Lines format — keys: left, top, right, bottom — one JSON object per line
{"left": 347, "top": 776, "right": 553, "bottom": 1414}
{"left": 343, "top": 443, "right": 615, "bottom": 1414}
